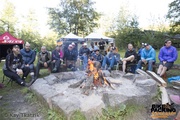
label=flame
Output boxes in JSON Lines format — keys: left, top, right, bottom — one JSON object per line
{"left": 87, "top": 60, "right": 108, "bottom": 86}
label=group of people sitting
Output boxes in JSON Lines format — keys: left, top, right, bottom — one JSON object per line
{"left": 2, "top": 39, "right": 178, "bottom": 87}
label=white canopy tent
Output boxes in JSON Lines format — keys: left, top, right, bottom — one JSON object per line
{"left": 85, "top": 33, "right": 114, "bottom": 42}
{"left": 62, "top": 33, "right": 83, "bottom": 39}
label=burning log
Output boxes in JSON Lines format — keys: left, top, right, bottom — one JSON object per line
{"left": 69, "top": 60, "right": 117, "bottom": 95}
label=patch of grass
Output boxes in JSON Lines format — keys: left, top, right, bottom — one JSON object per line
{"left": 96, "top": 104, "right": 143, "bottom": 120}
{"left": 152, "top": 87, "right": 162, "bottom": 102}
{"left": 70, "top": 110, "right": 86, "bottom": 120}
{"left": 47, "top": 109, "right": 65, "bottom": 120}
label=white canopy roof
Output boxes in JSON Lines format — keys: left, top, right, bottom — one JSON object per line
{"left": 62, "top": 33, "right": 83, "bottom": 39}
{"left": 85, "top": 33, "right": 112, "bottom": 39}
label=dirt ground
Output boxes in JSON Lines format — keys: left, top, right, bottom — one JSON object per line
{"left": 0, "top": 85, "right": 45, "bottom": 120}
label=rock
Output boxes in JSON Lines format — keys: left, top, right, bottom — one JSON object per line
{"left": 57, "top": 72, "right": 76, "bottom": 81}
{"left": 44, "top": 74, "right": 58, "bottom": 85}
{"left": 123, "top": 73, "right": 135, "bottom": 80}
{"left": 102, "top": 70, "right": 110, "bottom": 77}
{"left": 135, "top": 79, "right": 157, "bottom": 95}
{"left": 110, "top": 71, "right": 124, "bottom": 78}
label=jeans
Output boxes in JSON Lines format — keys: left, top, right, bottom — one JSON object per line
{"left": 36, "top": 62, "right": 50, "bottom": 77}
{"left": 51, "top": 59, "right": 61, "bottom": 72}
{"left": 102, "top": 56, "right": 117, "bottom": 69}
{"left": 137, "top": 60, "right": 155, "bottom": 71}
{"left": 80, "top": 55, "right": 88, "bottom": 70}
{"left": 25, "top": 64, "right": 34, "bottom": 72}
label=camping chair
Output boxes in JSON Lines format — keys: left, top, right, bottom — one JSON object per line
{"left": 2, "top": 75, "right": 13, "bottom": 86}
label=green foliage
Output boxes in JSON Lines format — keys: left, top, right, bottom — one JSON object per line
{"left": 48, "top": 109, "right": 64, "bottom": 120}
{"left": 0, "top": 0, "right": 17, "bottom": 34}
{"left": 47, "top": 0, "right": 101, "bottom": 36}
{"left": 167, "top": 0, "right": 180, "bottom": 34}
{"left": 96, "top": 104, "right": 143, "bottom": 120}
{"left": 70, "top": 110, "right": 86, "bottom": 120}
{"left": 152, "top": 87, "right": 162, "bottom": 102}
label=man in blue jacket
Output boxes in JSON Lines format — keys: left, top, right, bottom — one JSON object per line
{"left": 157, "top": 39, "right": 178, "bottom": 77}
{"left": 137, "top": 43, "right": 156, "bottom": 71}
{"left": 20, "top": 42, "right": 36, "bottom": 81}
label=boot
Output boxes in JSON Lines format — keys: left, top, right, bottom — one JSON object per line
{"left": 52, "top": 67, "right": 57, "bottom": 73}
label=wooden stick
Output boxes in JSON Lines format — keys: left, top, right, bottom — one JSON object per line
{"left": 159, "top": 86, "right": 170, "bottom": 104}
{"left": 146, "top": 71, "right": 167, "bottom": 87}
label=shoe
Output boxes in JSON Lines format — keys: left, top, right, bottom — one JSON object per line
{"left": 0, "top": 96, "right": 2, "bottom": 99}
{"left": 52, "top": 67, "right": 57, "bottom": 73}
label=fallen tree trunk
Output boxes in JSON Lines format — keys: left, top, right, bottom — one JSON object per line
{"left": 146, "top": 71, "right": 167, "bottom": 87}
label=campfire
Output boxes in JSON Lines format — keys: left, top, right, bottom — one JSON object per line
{"left": 87, "top": 60, "right": 109, "bottom": 87}
{"left": 69, "top": 60, "right": 117, "bottom": 95}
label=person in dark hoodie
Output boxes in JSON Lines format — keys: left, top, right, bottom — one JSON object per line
{"left": 3, "top": 45, "right": 31, "bottom": 86}
{"left": 36, "top": 46, "right": 51, "bottom": 78}
{"left": 137, "top": 43, "right": 156, "bottom": 71}
{"left": 157, "top": 39, "right": 178, "bottom": 77}
{"left": 51, "top": 46, "right": 63, "bottom": 72}
{"left": 122, "top": 43, "right": 137, "bottom": 73}
{"left": 20, "top": 42, "right": 36, "bottom": 81}
{"left": 64, "top": 44, "right": 78, "bottom": 71}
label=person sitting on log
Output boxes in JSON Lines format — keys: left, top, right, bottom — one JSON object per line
{"left": 20, "top": 42, "right": 36, "bottom": 82}
{"left": 137, "top": 43, "right": 145, "bottom": 61}
{"left": 107, "top": 41, "right": 118, "bottom": 53}
{"left": 91, "top": 48, "right": 104, "bottom": 64}
{"left": 122, "top": 43, "right": 137, "bottom": 73}
{"left": 36, "top": 46, "right": 51, "bottom": 78}
{"left": 98, "top": 38, "right": 106, "bottom": 55}
{"left": 64, "top": 44, "right": 78, "bottom": 71}
{"left": 157, "top": 39, "right": 178, "bottom": 77}
{"left": 137, "top": 43, "right": 156, "bottom": 71}
{"left": 101, "top": 47, "right": 120, "bottom": 71}
{"left": 3, "top": 45, "right": 31, "bottom": 87}
{"left": 51, "top": 46, "right": 63, "bottom": 73}
{"left": 79, "top": 43, "right": 91, "bottom": 70}
{"left": 71, "top": 42, "right": 78, "bottom": 61}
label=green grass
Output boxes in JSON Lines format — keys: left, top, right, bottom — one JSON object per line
{"left": 96, "top": 104, "right": 143, "bottom": 120}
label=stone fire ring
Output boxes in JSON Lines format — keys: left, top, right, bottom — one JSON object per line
{"left": 30, "top": 70, "right": 157, "bottom": 119}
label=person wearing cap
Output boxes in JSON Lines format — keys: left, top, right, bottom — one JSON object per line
{"left": 51, "top": 46, "right": 63, "bottom": 72}
{"left": 98, "top": 38, "right": 106, "bottom": 55}
{"left": 64, "top": 44, "right": 78, "bottom": 71}
{"left": 157, "top": 39, "right": 178, "bottom": 77}
{"left": 101, "top": 47, "right": 120, "bottom": 71}
{"left": 91, "top": 48, "right": 104, "bottom": 64}
{"left": 3, "top": 45, "right": 31, "bottom": 87}
{"left": 107, "top": 41, "right": 118, "bottom": 53}
{"left": 122, "top": 43, "right": 137, "bottom": 73}
{"left": 79, "top": 43, "right": 90, "bottom": 70}
{"left": 36, "top": 46, "right": 51, "bottom": 78}
{"left": 137, "top": 43, "right": 145, "bottom": 61}
{"left": 137, "top": 43, "right": 156, "bottom": 71}
{"left": 20, "top": 42, "right": 36, "bottom": 81}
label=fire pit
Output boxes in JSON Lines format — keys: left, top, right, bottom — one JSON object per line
{"left": 30, "top": 67, "right": 157, "bottom": 119}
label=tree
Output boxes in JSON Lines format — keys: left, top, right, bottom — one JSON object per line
{"left": 167, "top": 0, "right": 180, "bottom": 34}
{"left": 0, "top": 0, "right": 17, "bottom": 35}
{"left": 47, "top": 0, "right": 101, "bottom": 37}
